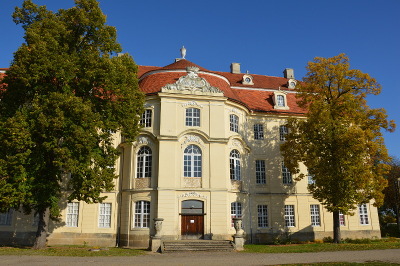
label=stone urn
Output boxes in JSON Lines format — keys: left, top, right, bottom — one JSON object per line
{"left": 233, "top": 218, "right": 244, "bottom": 237}
{"left": 153, "top": 218, "right": 164, "bottom": 239}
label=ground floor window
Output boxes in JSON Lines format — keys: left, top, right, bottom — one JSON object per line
{"left": 284, "top": 205, "right": 295, "bottom": 227}
{"left": 66, "top": 202, "right": 79, "bottom": 227}
{"left": 257, "top": 205, "right": 268, "bottom": 228}
{"left": 99, "top": 203, "right": 112, "bottom": 228}
{"left": 359, "top": 204, "right": 369, "bottom": 225}
{"left": 231, "top": 202, "right": 242, "bottom": 227}
{"left": 339, "top": 211, "right": 346, "bottom": 226}
{"left": 310, "top": 204, "right": 321, "bottom": 226}
{"left": 0, "top": 209, "right": 13, "bottom": 226}
{"left": 134, "top": 201, "right": 150, "bottom": 228}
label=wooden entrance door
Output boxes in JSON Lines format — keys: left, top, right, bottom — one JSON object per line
{"left": 181, "top": 215, "right": 204, "bottom": 239}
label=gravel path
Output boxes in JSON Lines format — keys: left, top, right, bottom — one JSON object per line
{"left": 2, "top": 249, "right": 400, "bottom": 265}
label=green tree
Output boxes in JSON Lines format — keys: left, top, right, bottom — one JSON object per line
{"left": 0, "top": 0, "right": 144, "bottom": 249}
{"left": 381, "top": 157, "right": 400, "bottom": 231}
{"left": 281, "top": 54, "right": 395, "bottom": 243}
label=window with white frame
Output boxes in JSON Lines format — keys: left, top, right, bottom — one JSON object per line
{"left": 282, "top": 162, "right": 292, "bottom": 184}
{"left": 339, "top": 211, "right": 345, "bottom": 226}
{"left": 257, "top": 205, "right": 268, "bottom": 228}
{"left": 307, "top": 173, "right": 315, "bottom": 185}
{"left": 277, "top": 95, "right": 285, "bottom": 107}
{"left": 310, "top": 204, "right": 321, "bottom": 226}
{"left": 359, "top": 204, "right": 369, "bottom": 225}
{"left": 66, "top": 202, "right": 79, "bottom": 227}
{"left": 273, "top": 92, "right": 289, "bottom": 110}
{"left": 284, "top": 205, "right": 295, "bottom": 227}
{"left": 0, "top": 209, "right": 13, "bottom": 226}
{"left": 279, "top": 125, "right": 288, "bottom": 141}
{"left": 231, "top": 202, "right": 242, "bottom": 227}
{"left": 140, "top": 109, "right": 152, "bottom": 127}
{"left": 184, "top": 145, "right": 202, "bottom": 177}
{"left": 137, "top": 146, "right": 152, "bottom": 178}
{"left": 99, "top": 203, "right": 112, "bottom": 228}
{"left": 230, "top": 114, "right": 239, "bottom": 133}
{"left": 256, "top": 160, "right": 266, "bottom": 184}
{"left": 253, "top": 124, "right": 264, "bottom": 140}
{"left": 186, "top": 108, "right": 200, "bottom": 127}
{"left": 134, "top": 201, "right": 150, "bottom": 228}
{"left": 230, "top": 150, "right": 241, "bottom": 180}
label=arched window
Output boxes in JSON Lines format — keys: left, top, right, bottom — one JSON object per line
{"left": 230, "top": 150, "right": 241, "bottom": 180}
{"left": 137, "top": 146, "right": 152, "bottom": 178}
{"left": 134, "top": 201, "right": 150, "bottom": 228}
{"left": 184, "top": 145, "right": 202, "bottom": 177}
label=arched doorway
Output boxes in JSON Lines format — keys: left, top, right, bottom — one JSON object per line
{"left": 181, "top": 200, "right": 204, "bottom": 239}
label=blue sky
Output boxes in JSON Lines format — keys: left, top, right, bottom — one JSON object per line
{"left": 1, "top": 0, "right": 399, "bottom": 158}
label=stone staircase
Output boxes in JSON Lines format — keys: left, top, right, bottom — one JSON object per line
{"left": 161, "top": 240, "right": 235, "bottom": 253}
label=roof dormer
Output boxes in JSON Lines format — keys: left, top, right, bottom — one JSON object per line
{"left": 242, "top": 74, "right": 254, "bottom": 85}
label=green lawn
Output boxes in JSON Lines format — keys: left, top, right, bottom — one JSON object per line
{"left": 0, "top": 246, "right": 146, "bottom": 256}
{"left": 279, "top": 263, "right": 400, "bottom": 266}
{"left": 243, "top": 238, "right": 400, "bottom": 253}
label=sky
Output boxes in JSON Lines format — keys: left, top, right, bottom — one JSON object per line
{"left": 1, "top": 0, "right": 399, "bottom": 158}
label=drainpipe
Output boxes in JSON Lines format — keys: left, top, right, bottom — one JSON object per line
{"left": 116, "top": 145, "right": 124, "bottom": 247}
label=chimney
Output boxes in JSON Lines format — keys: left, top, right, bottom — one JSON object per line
{"left": 283, "top": 68, "right": 294, "bottom": 79}
{"left": 231, "top": 63, "right": 241, "bottom": 74}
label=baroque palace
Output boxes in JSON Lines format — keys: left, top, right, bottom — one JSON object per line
{"left": 0, "top": 51, "right": 380, "bottom": 248}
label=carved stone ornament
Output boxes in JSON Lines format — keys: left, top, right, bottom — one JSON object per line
{"left": 184, "top": 135, "right": 201, "bottom": 144}
{"left": 138, "top": 136, "right": 149, "bottom": 145}
{"left": 181, "top": 101, "right": 204, "bottom": 108}
{"left": 162, "top": 67, "right": 223, "bottom": 94}
{"left": 179, "top": 191, "right": 207, "bottom": 199}
{"left": 228, "top": 108, "right": 240, "bottom": 114}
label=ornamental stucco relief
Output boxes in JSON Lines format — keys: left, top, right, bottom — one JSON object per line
{"left": 162, "top": 67, "right": 223, "bottom": 94}
{"left": 179, "top": 191, "right": 207, "bottom": 198}
{"left": 181, "top": 101, "right": 204, "bottom": 108}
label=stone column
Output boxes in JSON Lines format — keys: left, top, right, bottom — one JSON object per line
{"left": 151, "top": 218, "right": 164, "bottom": 252}
{"left": 233, "top": 218, "right": 244, "bottom": 251}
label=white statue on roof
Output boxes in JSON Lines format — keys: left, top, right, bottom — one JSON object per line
{"left": 180, "top": 46, "right": 186, "bottom": 59}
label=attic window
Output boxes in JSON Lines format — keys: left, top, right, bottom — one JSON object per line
{"left": 242, "top": 74, "right": 253, "bottom": 85}
{"left": 287, "top": 79, "right": 296, "bottom": 89}
{"left": 273, "top": 91, "right": 289, "bottom": 110}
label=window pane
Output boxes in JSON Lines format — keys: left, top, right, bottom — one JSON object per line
{"left": 66, "top": 202, "right": 79, "bottom": 227}
{"left": 134, "top": 201, "right": 150, "bottom": 228}
{"left": 99, "top": 203, "right": 111, "bottom": 228}
{"left": 284, "top": 205, "right": 295, "bottom": 227}
{"left": 230, "top": 114, "right": 239, "bottom": 133}
{"left": 256, "top": 160, "right": 266, "bottom": 184}
{"left": 184, "top": 145, "right": 202, "bottom": 177}
{"left": 254, "top": 124, "right": 264, "bottom": 140}
{"left": 137, "top": 146, "right": 152, "bottom": 178}
{"left": 140, "top": 109, "right": 152, "bottom": 127}
{"left": 258, "top": 205, "right": 268, "bottom": 228}
{"left": 310, "top": 205, "right": 320, "bottom": 226}
{"left": 230, "top": 150, "right": 241, "bottom": 180}
{"left": 282, "top": 162, "right": 292, "bottom": 184}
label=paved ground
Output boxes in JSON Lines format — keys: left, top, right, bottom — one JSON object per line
{"left": 2, "top": 249, "right": 400, "bottom": 265}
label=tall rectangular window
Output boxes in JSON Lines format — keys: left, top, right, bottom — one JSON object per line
{"left": 231, "top": 202, "right": 242, "bottom": 227}
{"left": 253, "top": 124, "right": 264, "bottom": 140}
{"left": 284, "top": 205, "right": 295, "bottom": 227}
{"left": 256, "top": 160, "right": 266, "bottom": 184}
{"left": 140, "top": 109, "right": 152, "bottom": 127}
{"left": 279, "top": 125, "right": 288, "bottom": 141}
{"left": 66, "top": 202, "right": 79, "bottom": 227}
{"left": 0, "top": 209, "right": 13, "bottom": 226}
{"left": 257, "top": 205, "right": 268, "bottom": 228}
{"left": 186, "top": 108, "right": 200, "bottom": 126}
{"left": 307, "top": 173, "right": 315, "bottom": 185}
{"left": 230, "top": 114, "right": 239, "bottom": 133}
{"left": 134, "top": 201, "right": 150, "bottom": 228}
{"left": 310, "top": 204, "right": 321, "bottom": 226}
{"left": 99, "top": 203, "right": 112, "bottom": 228}
{"left": 359, "top": 204, "right": 369, "bottom": 225}
{"left": 282, "top": 162, "right": 292, "bottom": 184}
{"left": 339, "top": 211, "right": 346, "bottom": 226}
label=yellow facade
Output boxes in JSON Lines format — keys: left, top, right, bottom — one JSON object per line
{"left": 0, "top": 59, "right": 381, "bottom": 247}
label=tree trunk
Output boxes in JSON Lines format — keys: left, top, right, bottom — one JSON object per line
{"left": 333, "top": 211, "right": 341, "bottom": 243}
{"left": 33, "top": 207, "right": 50, "bottom": 249}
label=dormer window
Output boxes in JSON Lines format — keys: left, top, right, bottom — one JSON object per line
{"left": 242, "top": 74, "right": 253, "bottom": 85}
{"left": 273, "top": 91, "right": 289, "bottom": 110}
{"left": 288, "top": 79, "right": 297, "bottom": 89}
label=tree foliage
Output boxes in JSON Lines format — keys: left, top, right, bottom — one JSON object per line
{"left": 381, "top": 157, "right": 400, "bottom": 228}
{"left": 0, "top": 0, "right": 144, "bottom": 248}
{"left": 281, "top": 54, "right": 395, "bottom": 242}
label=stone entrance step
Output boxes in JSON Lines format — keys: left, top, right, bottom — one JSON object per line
{"left": 161, "top": 240, "right": 235, "bottom": 253}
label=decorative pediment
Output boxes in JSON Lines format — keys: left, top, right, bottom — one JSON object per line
{"left": 162, "top": 67, "right": 223, "bottom": 95}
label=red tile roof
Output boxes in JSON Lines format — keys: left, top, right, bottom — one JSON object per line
{"left": 138, "top": 59, "right": 306, "bottom": 115}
